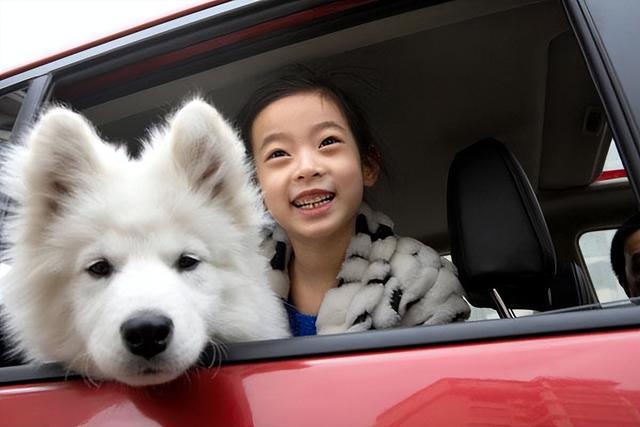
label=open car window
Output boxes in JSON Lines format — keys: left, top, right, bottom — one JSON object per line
{"left": 0, "top": 0, "right": 639, "bottom": 404}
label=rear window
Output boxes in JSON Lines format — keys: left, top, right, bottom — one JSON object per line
{"left": 597, "top": 140, "right": 626, "bottom": 181}
{"left": 579, "top": 229, "right": 628, "bottom": 302}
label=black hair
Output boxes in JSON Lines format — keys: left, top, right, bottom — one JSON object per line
{"left": 237, "top": 64, "right": 382, "bottom": 171}
{"left": 610, "top": 212, "right": 640, "bottom": 296}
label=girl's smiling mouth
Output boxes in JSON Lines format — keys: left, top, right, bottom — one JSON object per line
{"left": 291, "top": 190, "right": 335, "bottom": 213}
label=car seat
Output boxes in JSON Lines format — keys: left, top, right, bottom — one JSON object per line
{"left": 447, "top": 138, "right": 596, "bottom": 316}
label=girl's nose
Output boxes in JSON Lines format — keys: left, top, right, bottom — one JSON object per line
{"left": 295, "top": 151, "right": 324, "bottom": 180}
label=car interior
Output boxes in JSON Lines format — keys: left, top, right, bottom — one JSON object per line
{"left": 0, "top": 0, "right": 637, "bottom": 364}
{"left": 50, "top": 0, "right": 636, "bottom": 314}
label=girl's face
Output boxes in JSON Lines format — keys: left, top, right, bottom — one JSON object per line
{"left": 251, "top": 91, "right": 378, "bottom": 243}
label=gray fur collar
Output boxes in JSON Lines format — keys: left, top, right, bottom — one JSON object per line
{"left": 261, "top": 203, "right": 470, "bottom": 334}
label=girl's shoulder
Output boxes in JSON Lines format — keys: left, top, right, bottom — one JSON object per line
{"left": 375, "top": 234, "right": 453, "bottom": 273}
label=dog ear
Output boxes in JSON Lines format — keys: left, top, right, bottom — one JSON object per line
{"left": 21, "top": 107, "right": 102, "bottom": 217}
{"left": 169, "top": 99, "right": 257, "bottom": 225}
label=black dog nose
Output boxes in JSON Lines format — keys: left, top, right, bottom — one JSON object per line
{"left": 120, "top": 313, "right": 173, "bottom": 360}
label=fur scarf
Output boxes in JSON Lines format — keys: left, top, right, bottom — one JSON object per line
{"left": 261, "top": 203, "right": 470, "bottom": 334}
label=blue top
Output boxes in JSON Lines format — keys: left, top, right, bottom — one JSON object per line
{"left": 284, "top": 301, "right": 317, "bottom": 336}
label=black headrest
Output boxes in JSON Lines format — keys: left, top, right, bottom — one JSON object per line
{"left": 447, "top": 138, "right": 556, "bottom": 311}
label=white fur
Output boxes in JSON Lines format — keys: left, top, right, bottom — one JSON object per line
{"left": 0, "top": 99, "right": 289, "bottom": 386}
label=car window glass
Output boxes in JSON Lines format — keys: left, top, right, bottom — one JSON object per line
{"left": 0, "top": 88, "right": 27, "bottom": 278}
{"left": 597, "top": 140, "right": 626, "bottom": 181}
{"left": 579, "top": 229, "right": 628, "bottom": 302}
{"left": 603, "top": 141, "right": 624, "bottom": 171}
{"left": 0, "top": 88, "right": 25, "bottom": 145}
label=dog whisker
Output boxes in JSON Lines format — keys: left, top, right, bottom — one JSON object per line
{"left": 206, "top": 339, "right": 226, "bottom": 380}
{"left": 65, "top": 351, "right": 88, "bottom": 381}
{"left": 83, "top": 374, "right": 100, "bottom": 389}
{"left": 79, "top": 354, "right": 102, "bottom": 389}
{"left": 87, "top": 361, "right": 103, "bottom": 388}
{"left": 182, "top": 369, "right": 193, "bottom": 387}
{"left": 208, "top": 340, "right": 218, "bottom": 370}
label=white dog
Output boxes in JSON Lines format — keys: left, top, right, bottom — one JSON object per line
{"left": 0, "top": 99, "right": 290, "bottom": 386}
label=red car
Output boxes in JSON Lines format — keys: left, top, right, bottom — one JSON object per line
{"left": 1, "top": 0, "right": 639, "bottom": 425}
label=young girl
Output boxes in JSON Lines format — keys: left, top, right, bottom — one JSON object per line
{"left": 239, "top": 66, "right": 469, "bottom": 336}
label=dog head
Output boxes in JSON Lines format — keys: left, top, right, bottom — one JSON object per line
{"left": 1, "top": 99, "right": 287, "bottom": 386}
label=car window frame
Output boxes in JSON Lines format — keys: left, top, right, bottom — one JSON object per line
{"left": 562, "top": 0, "right": 640, "bottom": 200}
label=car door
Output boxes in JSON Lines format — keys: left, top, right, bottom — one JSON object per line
{"left": 1, "top": 1, "right": 640, "bottom": 426}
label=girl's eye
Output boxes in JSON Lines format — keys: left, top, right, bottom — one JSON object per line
{"left": 319, "top": 136, "right": 340, "bottom": 147}
{"left": 267, "top": 149, "right": 288, "bottom": 160}
{"left": 176, "top": 254, "right": 200, "bottom": 272}
{"left": 87, "top": 259, "right": 113, "bottom": 278}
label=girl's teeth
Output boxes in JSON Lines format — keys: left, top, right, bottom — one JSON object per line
{"left": 303, "top": 201, "right": 324, "bottom": 209}
{"left": 295, "top": 194, "right": 333, "bottom": 208}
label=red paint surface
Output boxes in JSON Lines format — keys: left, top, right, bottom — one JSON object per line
{"left": 2, "top": 329, "right": 639, "bottom": 426}
{"left": 596, "top": 169, "right": 627, "bottom": 181}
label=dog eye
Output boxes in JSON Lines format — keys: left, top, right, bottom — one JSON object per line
{"left": 176, "top": 254, "right": 200, "bottom": 272}
{"left": 87, "top": 259, "right": 113, "bottom": 278}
